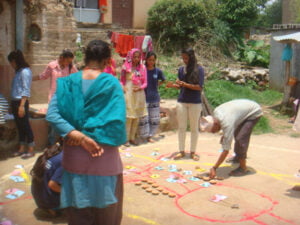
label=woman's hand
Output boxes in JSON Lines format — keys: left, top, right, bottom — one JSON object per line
{"left": 176, "top": 79, "right": 187, "bottom": 87}
{"left": 18, "top": 106, "right": 25, "bottom": 118}
{"left": 166, "top": 81, "right": 180, "bottom": 89}
{"left": 123, "top": 86, "right": 127, "bottom": 93}
{"left": 81, "top": 136, "right": 104, "bottom": 157}
{"left": 66, "top": 130, "right": 103, "bottom": 157}
{"left": 133, "top": 86, "right": 141, "bottom": 92}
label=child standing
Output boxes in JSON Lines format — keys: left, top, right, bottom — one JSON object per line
{"left": 33, "top": 49, "right": 77, "bottom": 148}
{"left": 166, "top": 48, "right": 204, "bottom": 161}
{"left": 121, "top": 48, "right": 147, "bottom": 146}
{"left": 8, "top": 50, "right": 35, "bottom": 159}
{"left": 139, "top": 51, "right": 165, "bottom": 143}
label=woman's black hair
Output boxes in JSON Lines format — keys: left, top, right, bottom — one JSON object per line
{"left": 145, "top": 51, "right": 157, "bottom": 68}
{"left": 30, "top": 139, "right": 63, "bottom": 183}
{"left": 60, "top": 49, "right": 74, "bottom": 59}
{"left": 181, "top": 48, "right": 199, "bottom": 84}
{"left": 84, "top": 40, "right": 111, "bottom": 65}
{"left": 7, "top": 50, "right": 30, "bottom": 71}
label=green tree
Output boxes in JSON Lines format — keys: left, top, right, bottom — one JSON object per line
{"left": 218, "top": 0, "right": 268, "bottom": 34}
{"left": 290, "top": 0, "right": 300, "bottom": 23}
{"left": 146, "top": 0, "right": 216, "bottom": 52}
{"left": 256, "top": 0, "right": 282, "bottom": 28}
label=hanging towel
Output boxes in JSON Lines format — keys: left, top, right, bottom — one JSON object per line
{"left": 116, "top": 34, "right": 134, "bottom": 57}
{"left": 282, "top": 44, "right": 293, "bottom": 61}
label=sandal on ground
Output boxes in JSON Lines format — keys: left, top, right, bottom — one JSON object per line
{"left": 190, "top": 152, "right": 200, "bottom": 161}
{"left": 13, "top": 151, "right": 25, "bottom": 157}
{"left": 229, "top": 167, "right": 250, "bottom": 177}
{"left": 225, "top": 156, "right": 239, "bottom": 164}
{"left": 174, "top": 151, "right": 185, "bottom": 160}
{"left": 21, "top": 152, "right": 35, "bottom": 159}
{"left": 129, "top": 140, "right": 139, "bottom": 146}
{"left": 147, "top": 137, "right": 155, "bottom": 143}
{"left": 123, "top": 142, "right": 130, "bottom": 147}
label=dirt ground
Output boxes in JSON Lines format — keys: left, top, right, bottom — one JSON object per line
{"left": 0, "top": 130, "right": 299, "bottom": 225}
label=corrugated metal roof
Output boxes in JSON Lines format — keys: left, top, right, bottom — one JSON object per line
{"left": 273, "top": 32, "right": 300, "bottom": 43}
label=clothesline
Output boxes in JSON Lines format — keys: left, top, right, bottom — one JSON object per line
{"left": 110, "top": 32, "right": 153, "bottom": 58}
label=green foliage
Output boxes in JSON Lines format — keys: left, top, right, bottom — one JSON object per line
{"left": 218, "top": 0, "right": 266, "bottom": 34}
{"left": 234, "top": 40, "right": 270, "bottom": 68}
{"left": 204, "top": 80, "right": 282, "bottom": 108}
{"left": 146, "top": 0, "right": 216, "bottom": 52}
{"left": 158, "top": 72, "right": 179, "bottom": 99}
{"left": 255, "top": 0, "right": 282, "bottom": 28}
{"left": 290, "top": 0, "right": 300, "bottom": 23}
{"left": 204, "top": 79, "right": 282, "bottom": 134}
{"left": 253, "top": 116, "right": 273, "bottom": 134}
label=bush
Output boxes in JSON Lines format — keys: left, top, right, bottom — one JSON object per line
{"left": 204, "top": 79, "right": 282, "bottom": 134}
{"left": 159, "top": 72, "right": 179, "bottom": 99}
{"left": 234, "top": 40, "right": 270, "bottom": 68}
{"left": 146, "top": 0, "right": 212, "bottom": 52}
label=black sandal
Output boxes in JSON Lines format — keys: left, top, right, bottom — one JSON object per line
{"left": 229, "top": 167, "right": 250, "bottom": 176}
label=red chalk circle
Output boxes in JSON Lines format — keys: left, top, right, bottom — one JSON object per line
{"left": 175, "top": 183, "right": 278, "bottom": 223}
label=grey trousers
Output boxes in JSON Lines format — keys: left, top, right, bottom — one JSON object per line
{"left": 234, "top": 117, "right": 261, "bottom": 160}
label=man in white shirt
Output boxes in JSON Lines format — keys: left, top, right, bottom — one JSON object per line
{"left": 200, "top": 99, "right": 263, "bottom": 178}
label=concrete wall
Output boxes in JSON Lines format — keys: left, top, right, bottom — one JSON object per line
{"left": 104, "top": 0, "right": 113, "bottom": 24}
{"left": 133, "top": 0, "right": 157, "bottom": 29}
{"left": 270, "top": 29, "right": 300, "bottom": 92}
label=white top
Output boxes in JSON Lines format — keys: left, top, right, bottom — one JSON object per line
{"left": 214, "top": 99, "right": 263, "bottom": 150}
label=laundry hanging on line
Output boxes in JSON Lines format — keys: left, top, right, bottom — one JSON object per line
{"left": 111, "top": 32, "right": 153, "bottom": 58}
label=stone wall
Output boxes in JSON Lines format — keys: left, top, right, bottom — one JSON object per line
{"left": 0, "top": 0, "right": 16, "bottom": 100}
{"left": 25, "top": 0, "right": 78, "bottom": 104}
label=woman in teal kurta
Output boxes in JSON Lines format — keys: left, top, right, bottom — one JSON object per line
{"left": 46, "top": 40, "right": 126, "bottom": 225}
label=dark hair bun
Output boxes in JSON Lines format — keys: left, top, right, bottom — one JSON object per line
{"left": 85, "top": 40, "right": 111, "bottom": 64}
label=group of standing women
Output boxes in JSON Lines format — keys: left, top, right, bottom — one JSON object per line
{"left": 7, "top": 39, "right": 205, "bottom": 225}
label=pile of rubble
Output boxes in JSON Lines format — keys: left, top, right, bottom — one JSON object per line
{"left": 219, "top": 66, "right": 269, "bottom": 88}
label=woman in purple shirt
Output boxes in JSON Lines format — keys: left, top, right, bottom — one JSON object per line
{"left": 166, "top": 48, "right": 204, "bottom": 161}
{"left": 8, "top": 50, "right": 35, "bottom": 159}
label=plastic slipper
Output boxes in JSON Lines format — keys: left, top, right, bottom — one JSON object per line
{"left": 229, "top": 167, "right": 250, "bottom": 176}
{"left": 190, "top": 152, "right": 200, "bottom": 161}
{"left": 174, "top": 152, "right": 185, "bottom": 160}
{"left": 225, "top": 156, "right": 239, "bottom": 164}
{"left": 13, "top": 151, "right": 24, "bottom": 157}
{"left": 21, "top": 152, "right": 35, "bottom": 159}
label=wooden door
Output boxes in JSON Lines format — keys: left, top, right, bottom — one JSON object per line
{"left": 112, "top": 0, "right": 133, "bottom": 28}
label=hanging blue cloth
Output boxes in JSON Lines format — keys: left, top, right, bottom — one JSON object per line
{"left": 282, "top": 44, "right": 293, "bottom": 61}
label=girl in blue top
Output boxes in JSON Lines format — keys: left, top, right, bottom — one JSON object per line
{"left": 7, "top": 50, "right": 35, "bottom": 159}
{"left": 139, "top": 51, "right": 165, "bottom": 143}
{"left": 166, "top": 48, "right": 204, "bottom": 161}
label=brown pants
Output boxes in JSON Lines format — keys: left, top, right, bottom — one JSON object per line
{"left": 65, "top": 174, "right": 123, "bottom": 225}
{"left": 234, "top": 117, "right": 260, "bottom": 160}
